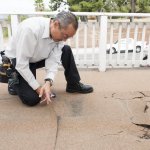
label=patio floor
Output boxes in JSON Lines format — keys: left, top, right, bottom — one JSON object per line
{"left": 0, "top": 68, "right": 150, "bottom": 150}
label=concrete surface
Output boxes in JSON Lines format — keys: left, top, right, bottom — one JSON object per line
{"left": 0, "top": 68, "right": 150, "bottom": 150}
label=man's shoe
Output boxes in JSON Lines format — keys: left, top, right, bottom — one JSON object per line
{"left": 8, "top": 85, "right": 17, "bottom": 95}
{"left": 66, "top": 82, "right": 93, "bottom": 94}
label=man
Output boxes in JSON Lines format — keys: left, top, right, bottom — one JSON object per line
{"left": 5, "top": 11, "right": 93, "bottom": 106}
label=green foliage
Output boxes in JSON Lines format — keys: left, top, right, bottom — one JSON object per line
{"left": 70, "top": 4, "right": 80, "bottom": 11}
{"left": 48, "top": 0, "right": 150, "bottom": 13}
{"left": 49, "top": 0, "right": 63, "bottom": 11}
{"left": 68, "top": 0, "right": 103, "bottom": 12}
{"left": 3, "top": 27, "right": 8, "bottom": 38}
{"left": 79, "top": 1, "right": 93, "bottom": 12}
{"left": 34, "top": 0, "right": 45, "bottom": 11}
{"left": 19, "top": 15, "right": 28, "bottom": 22}
{"left": 136, "top": 0, "right": 150, "bottom": 12}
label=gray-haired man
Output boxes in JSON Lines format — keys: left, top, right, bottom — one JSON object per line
{"left": 5, "top": 11, "right": 93, "bottom": 106}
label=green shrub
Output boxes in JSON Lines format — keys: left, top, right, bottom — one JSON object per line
{"left": 3, "top": 27, "right": 8, "bottom": 38}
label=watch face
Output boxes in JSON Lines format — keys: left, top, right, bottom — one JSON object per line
{"left": 45, "top": 79, "right": 53, "bottom": 86}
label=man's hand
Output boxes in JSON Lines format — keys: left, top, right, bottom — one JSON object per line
{"left": 36, "top": 81, "right": 52, "bottom": 105}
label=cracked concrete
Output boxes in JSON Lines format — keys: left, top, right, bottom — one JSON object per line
{"left": 1, "top": 69, "right": 150, "bottom": 150}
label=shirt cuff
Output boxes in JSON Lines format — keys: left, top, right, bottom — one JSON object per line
{"left": 29, "top": 80, "right": 41, "bottom": 90}
{"left": 45, "top": 72, "right": 56, "bottom": 82}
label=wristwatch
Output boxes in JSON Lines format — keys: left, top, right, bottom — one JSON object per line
{"left": 45, "top": 78, "right": 53, "bottom": 86}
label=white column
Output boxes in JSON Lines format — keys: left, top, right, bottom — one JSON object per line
{"left": 99, "top": 15, "right": 107, "bottom": 71}
{"left": 0, "top": 24, "right": 4, "bottom": 51}
{"left": 10, "top": 15, "right": 19, "bottom": 36}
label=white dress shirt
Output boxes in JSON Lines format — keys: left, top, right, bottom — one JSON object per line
{"left": 6, "top": 17, "right": 64, "bottom": 90}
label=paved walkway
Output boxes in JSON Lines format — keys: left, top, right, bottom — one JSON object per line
{"left": 0, "top": 68, "right": 150, "bottom": 150}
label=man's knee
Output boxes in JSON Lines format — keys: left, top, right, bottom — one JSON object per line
{"left": 62, "top": 45, "right": 71, "bottom": 53}
{"left": 61, "top": 45, "right": 72, "bottom": 62}
{"left": 18, "top": 93, "right": 40, "bottom": 106}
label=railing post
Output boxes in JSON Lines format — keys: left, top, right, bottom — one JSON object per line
{"left": 0, "top": 24, "right": 4, "bottom": 51}
{"left": 10, "top": 15, "right": 19, "bottom": 36}
{"left": 99, "top": 15, "right": 107, "bottom": 72}
{"left": 7, "top": 24, "right": 12, "bottom": 44}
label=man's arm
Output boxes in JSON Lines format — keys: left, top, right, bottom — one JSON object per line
{"left": 44, "top": 43, "right": 64, "bottom": 81}
{"left": 15, "top": 28, "right": 40, "bottom": 90}
{"left": 38, "top": 44, "right": 63, "bottom": 104}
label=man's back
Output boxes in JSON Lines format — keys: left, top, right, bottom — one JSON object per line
{"left": 6, "top": 17, "right": 63, "bottom": 63}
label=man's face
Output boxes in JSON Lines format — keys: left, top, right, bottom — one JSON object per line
{"left": 50, "top": 20, "right": 76, "bottom": 42}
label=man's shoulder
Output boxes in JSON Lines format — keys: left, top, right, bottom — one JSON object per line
{"left": 19, "top": 17, "right": 49, "bottom": 32}
{"left": 22, "top": 17, "right": 49, "bottom": 25}
{"left": 26, "top": 16, "right": 49, "bottom": 21}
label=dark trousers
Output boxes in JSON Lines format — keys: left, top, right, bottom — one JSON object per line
{"left": 13, "top": 45, "right": 80, "bottom": 106}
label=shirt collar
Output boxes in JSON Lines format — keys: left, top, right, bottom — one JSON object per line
{"left": 42, "top": 18, "right": 63, "bottom": 44}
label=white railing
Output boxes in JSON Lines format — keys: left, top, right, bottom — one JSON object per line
{"left": 0, "top": 12, "right": 150, "bottom": 71}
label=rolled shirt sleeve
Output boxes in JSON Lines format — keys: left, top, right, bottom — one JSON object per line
{"left": 45, "top": 43, "right": 64, "bottom": 81}
{"left": 15, "top": 28, "right": 40, "bottom": 90}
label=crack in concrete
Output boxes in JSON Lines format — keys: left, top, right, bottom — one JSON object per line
{"left": 112, "top": 93, "right": 116, "bottom": 98}
{"left": 111, "top": 91, "right": 150, "bottom": 101}
{"left": 133, "top": 123, "right": 150, "bottom": 139}
{"left": 111, "top": 91, "right": 150, "bottom": 140}
{"left": 54, "top": 116, "right": 61, "bottom": 150}
{"left": 136, "top": 124, "right": 150, "bottom": 129}
{"left": 144, "top": 105, "right": 149, "bottom": 113}
{"left": 139, "top": 92, "right": 147, "bottom": 97}
{"left": 103, "top": 131, "right": 124, "bottom": 137}
{"left": 139, "top": 130, "right": 150, "bottom": 139}
{"left": 139, "top": 92, "right": 150, "bottom": 98}
{"left": 132, "top": 96, "right": 143, "bottom": 99}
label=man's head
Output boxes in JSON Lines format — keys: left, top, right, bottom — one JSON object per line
{"left": 50, "top": 11, "right": 78, "bottom": 42}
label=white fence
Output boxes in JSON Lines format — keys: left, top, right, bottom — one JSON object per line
{"left": 0, "top": 12, "right": 150, "bottom": 71}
